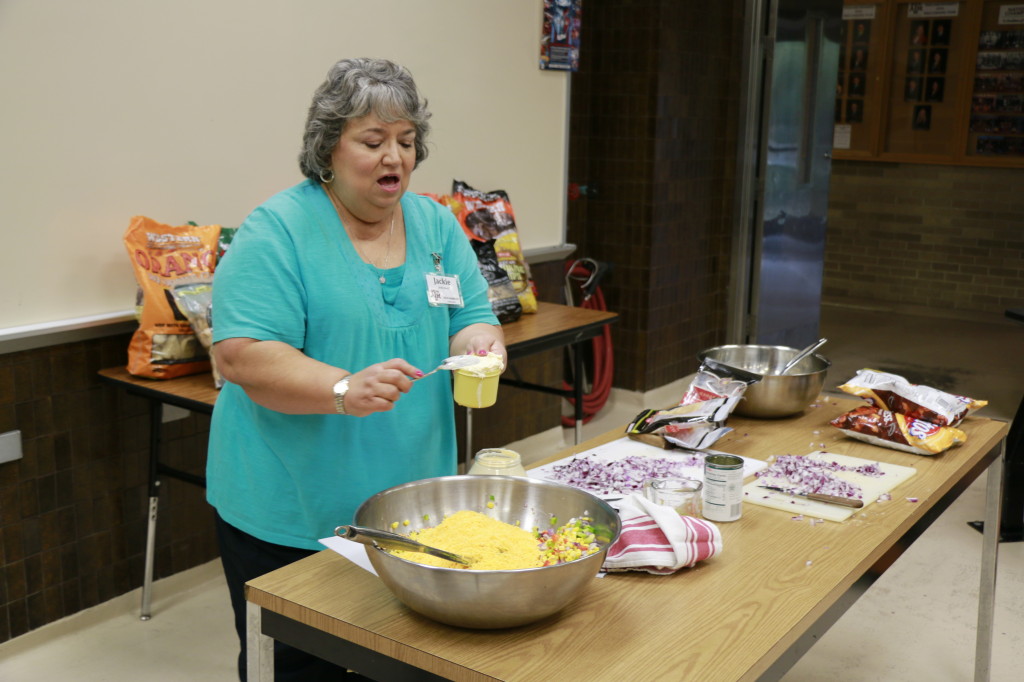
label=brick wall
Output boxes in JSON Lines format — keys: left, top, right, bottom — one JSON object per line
{"left": 825, "top": 160, "right": 1024, "bottom": 317}
{"left": 567, "top": 0, "right": 743, "bottom": 392}
{"left": 0, "top": 335, "right": 217, "bottom": 642}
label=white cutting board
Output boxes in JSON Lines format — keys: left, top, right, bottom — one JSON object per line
{"left": 529, "top": 436, "right": 767, "bottom": 498}
{"left": 743, "top": 450, "right": 917, "bottom": 522}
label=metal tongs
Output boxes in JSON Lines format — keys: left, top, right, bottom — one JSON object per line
{"left": 334, "top": 525, "right": 471, "bottom": 565}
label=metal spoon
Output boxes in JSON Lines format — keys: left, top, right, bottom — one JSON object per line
{"left": 335, "top": 525, "right": 471, "bottom": 565}
{"left": 414, "top": 354, "right": 482, "bottom": 381}
{"left": 778, "top": 338, "right": 828, "bottom": 375}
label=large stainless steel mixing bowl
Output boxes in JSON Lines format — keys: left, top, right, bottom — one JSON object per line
{"left": 698, "top": 344, "right": 831, "bottom": 418}
{"left": 353, "top": 475, "right": 620, "bottom": 629}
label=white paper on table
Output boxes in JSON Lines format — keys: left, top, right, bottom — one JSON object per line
{"left": 529, "top": 436, "right": 767, "bottom": 498}
{"left": 318, "top": 536, "right": 377, "bottom": 575}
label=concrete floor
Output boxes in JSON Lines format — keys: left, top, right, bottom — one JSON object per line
{"left": 1, "top": 305, "right": 1021, "bottom": 680}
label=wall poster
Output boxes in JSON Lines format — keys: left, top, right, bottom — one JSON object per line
{"left": 540, "top": 0, "right": 582, "bottom": 71}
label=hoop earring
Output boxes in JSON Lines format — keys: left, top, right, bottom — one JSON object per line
{"left": 319, "top": 168, "right": 335, "bottom": 183}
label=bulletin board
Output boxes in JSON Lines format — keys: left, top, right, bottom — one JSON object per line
{"left": 834, "top": 3, "right": 892, "bottom": 155}
{"left": 833, "top": 0, "right": 1024, "bottom": 166}
{"left": 969, "top": 1, "right": 1024, "bottom": 156}
{"left": 883, "top": 3, "right": 965, "bottom": 157}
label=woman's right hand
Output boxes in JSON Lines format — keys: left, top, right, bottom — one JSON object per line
{"left": 215, "top": 338, "right": 422, "bottom": 416}
{"left": 340, "top": 358, "right": 420, "bottom": 417}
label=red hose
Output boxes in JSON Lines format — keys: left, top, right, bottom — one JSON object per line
{"left": 561, "top": 264, "right": 613, "bottom": 426}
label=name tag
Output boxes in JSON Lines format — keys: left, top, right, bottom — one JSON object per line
{"left": 425, "top": 272, "right": 464, "bottom": 307}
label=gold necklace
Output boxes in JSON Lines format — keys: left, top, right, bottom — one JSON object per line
{"left": 364, "top": 212, "right": 395, "bottom": 284}
{"left": 325, "top": 183, "right": 396, "bottom": 284}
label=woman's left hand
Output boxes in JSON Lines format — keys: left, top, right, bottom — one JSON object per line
{"left": 453, "top": 324, "right": 507, "bottom": 371}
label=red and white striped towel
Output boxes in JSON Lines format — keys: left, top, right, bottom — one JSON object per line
{"left": 603, "top": 494, "right": 723, "bottom": 574}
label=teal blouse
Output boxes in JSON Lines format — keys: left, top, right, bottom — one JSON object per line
{"left": 206, "top": 180, "right": 496, "bottom": 549}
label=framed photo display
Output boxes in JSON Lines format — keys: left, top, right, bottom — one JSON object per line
{"left": 834, "top": 0, "right": 1024, "bottom": 166}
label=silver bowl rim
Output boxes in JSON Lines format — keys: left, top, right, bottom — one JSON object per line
{"left": 698, "top": 343, "right": 832, "bottom": 374}
{"left": 355, "top": 474, "right": 622, "bottom": 574}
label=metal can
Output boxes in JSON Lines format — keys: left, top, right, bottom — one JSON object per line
{"left": 702, "top": 454, "right": 744, "bottom": 522}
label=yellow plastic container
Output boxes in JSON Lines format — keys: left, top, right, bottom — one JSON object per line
{"left": 453, "top": 365, "right": 501, "bottom": 408}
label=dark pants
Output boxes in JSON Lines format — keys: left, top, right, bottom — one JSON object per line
{"left": 214, "top": 512, "right": 357, "bottom": 681}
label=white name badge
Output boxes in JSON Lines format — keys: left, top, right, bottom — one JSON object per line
{"left": 425, "top": 272, "right": 465, "bottom": 307}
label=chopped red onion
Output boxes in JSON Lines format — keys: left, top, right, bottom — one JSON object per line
{"left": 754, "top": 454, "right": 886, "bottom": 500}
{"left": 545, "top": 454, "right": 703, "bottom": 495}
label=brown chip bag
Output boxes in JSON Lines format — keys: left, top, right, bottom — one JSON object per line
{"left": 830, "top": 405, "right": 966, "bottom": 456}
{"left": 123, "top": 216, "right": 220, "bottom": 379}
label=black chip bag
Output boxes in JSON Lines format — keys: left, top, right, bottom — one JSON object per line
{"left": 470, "top": 239, "right": 522, "bottom": 324}
{"left": 452, "top": 180, "right": 538, "bottom": 314}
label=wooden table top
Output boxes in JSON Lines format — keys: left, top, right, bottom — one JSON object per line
{"left": 246, "top": 398, "right": 1008, "bottom": 681}
{"left": 98, "top": 365, "right": 221, "bottom": 412}
{"left": 97, "top": 302, "right": 617, "bottom": 411}
{"left": 501, "top": 301, "right": 616, "bottom": 352}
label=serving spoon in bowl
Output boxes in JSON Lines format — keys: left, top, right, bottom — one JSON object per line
{"left": 334, "top": 525, "right": 471, "bottom": 565}
{"left": 778, "top": 338, "right": 828, "bottom": 375}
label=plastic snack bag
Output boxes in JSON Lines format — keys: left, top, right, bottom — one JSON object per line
{"left": 470, "top": 239, "right": 522, "bottom": 323}
{"left": 451, "top": 180, "right": 538, "bottom": 313}
{"left": 217, "top": 226, "right": 239, "bottom": 260}
{"left": 838, "top": 368, "right": 986, "bottom": 427}
{"left": 830, "top": 405, "right": 967, "bottom": 456}
{"left": 626, "top": 399, "right": 734, "bottom": 450}
{"left": 170, "top": 282, "right": 222, "bottom": 388}
{"left": 678, "top": 360, "right": 761, "bottom": 416}
{"left": 123, "top": 216, "right": 220, "bottom": 379}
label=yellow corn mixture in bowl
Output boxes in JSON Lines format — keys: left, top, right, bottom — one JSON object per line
{"left": 388, "top": 510, "right": 600, "bottom": 570}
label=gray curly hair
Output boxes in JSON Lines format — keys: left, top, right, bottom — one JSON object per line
{"left": 298, "top": 58, "right": 432, "bottom": 180}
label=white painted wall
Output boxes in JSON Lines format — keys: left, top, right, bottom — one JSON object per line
{"left": 0, "top": 0, "right": 568, "bottom": 330}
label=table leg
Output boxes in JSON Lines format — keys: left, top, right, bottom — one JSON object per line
{"left": 140, "top": 399, "right": 162, "bottom": 621}
{"left": 572, "top": 340, "right": 584, "bottom": 444}
{"left": 464, "top": 407, "right": 474, "bottom": 473}
{"left": 247, "top": 602, "right": 274, "bottom": 682}
{"left": 968, "top": 399, "right": 1023, "bottom": 542}
{"left": 975, "top": 446, "right": 1004, "bottom": 682}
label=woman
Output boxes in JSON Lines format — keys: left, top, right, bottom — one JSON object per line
{"left": 207, "top": 58, "right": 505, "bottom": 680}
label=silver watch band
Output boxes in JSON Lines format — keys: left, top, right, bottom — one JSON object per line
{"left": 333, "top": 377, "right": 351, "bottom": 415}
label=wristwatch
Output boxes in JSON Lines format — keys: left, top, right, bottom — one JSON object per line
{"left": 333, "top": 377, "right": 351, "bottom": 415}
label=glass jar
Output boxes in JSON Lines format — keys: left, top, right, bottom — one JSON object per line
{"left": 468, "top": 448, "right": 527, "bottom": 476}
{"left": 643, "top": 477, "right": 703, "bottom": 516}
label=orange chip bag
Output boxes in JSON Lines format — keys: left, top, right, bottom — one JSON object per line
{"left": 123, "top": 216, "right": 221, "bottom": 379}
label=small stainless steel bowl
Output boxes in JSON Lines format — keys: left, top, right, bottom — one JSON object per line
{"left": 353, "top": 475, "right": 620, "bottom": 629}
{"left": 698, "top": 344, "right": 830, "bottom": 418}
